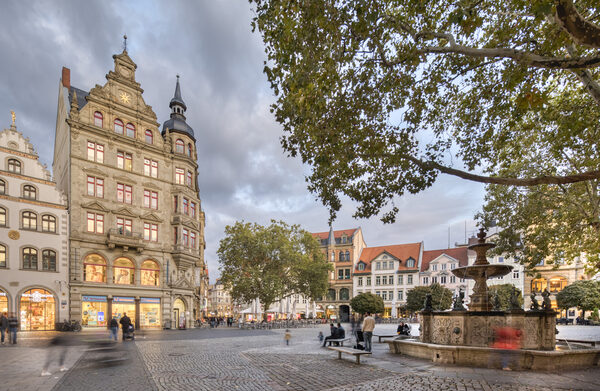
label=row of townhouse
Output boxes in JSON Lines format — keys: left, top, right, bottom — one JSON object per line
{"left": 0, "top": 48, "right": 208, "bottom": 331}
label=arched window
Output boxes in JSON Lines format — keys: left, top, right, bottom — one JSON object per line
{"left": 22, "top": 247, "right": 38, "bottom": 269}
{"left": 549, "top": 276, "right": 568, "bottom": 293}
{"left": 20, "top": 288, "right": 55, "bottom": 330}
{"left": 0, "top": 207, "right": 6, "bottom": 227}
{"left": 145, "top": 129, "right": 153, "bottom": 144}
{"left": 531, "top": 278, "right": 547, "bottom": 293}
{"left": 23, "top": 185, "right": 36, "bottom": 199}
{"left": 339, "top": 288, "right": 350, "bottom": 301}
{"left": 42, "top": 250, "right": 56, "bottom": 271}
{"left": 406, "top": 258, "right": 415, "bottom": 268}
{"left": 94, "top": 111, "right": 103, "bottom": 128}
{"left": 187, "top": 143, "right": 192, "bottom": 157}
{"left": 141, "top": 260, "right": 160, "bottom": 286}
{"left": 175, "top": 139, "right": 184, "bottom": 154}
{"left": 83, "top": 254, "right": 106, "bottom": 282}
{"left": 327, "top": 289, "right": 336, "bottom": 301}
{"left": 41, "top": 215, "right": 56, "bottom": 233}
{"left": 0, "top": 244, "right": 6, "bottom": 268}
{"left": 0, "top": 179, "right": 5, "bottom": 194}
{"left": 22, "top": 211, "right": 37, "bottom": 230}
{"left": 114, "top": 258, "right": 134, "bottom": 285}
{"left": 114, "top": 118, "right": 124, "bottom": 134}
{"left": 126, "top": 123, "right": 136, "bottom": 138}
{"left": 8, "top": 159, "right": 21, "bottom": 174}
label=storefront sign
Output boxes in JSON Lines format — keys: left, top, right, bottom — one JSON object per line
{"left": 82, "top": 295, "right": 107, "bottom": 302}
{"left": 141, "top": 297, "right": 160, "bottom": 304}
{"left": 0, "top": 292, "right": 6, "bottom": 297}
{"left": 22, "top": 291, "right": 53, "bottom": 302}
{"left": 113, "top": 296, "right": 135, "bottom": 303}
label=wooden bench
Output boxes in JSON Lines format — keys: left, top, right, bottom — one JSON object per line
{"left": 374, "top": 334, "right": 397, "bottom": 343}
{"left": 327, "top": 346, "right": 372, "bottom": 364}
{"left": 323, "top": 337, "right": 351, "bottom": 347}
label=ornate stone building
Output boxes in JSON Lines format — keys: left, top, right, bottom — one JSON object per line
{"left": 0, "top": 119, "right": 69, "bottom": 330}
{"left": 420, "top": 247, "right": 470, "bottom": 297}
{"left": 53, "top": 49, "right": 206, "bottom": 329}
{"left": 312, "top": 227, "right": 366, "bottom": 321}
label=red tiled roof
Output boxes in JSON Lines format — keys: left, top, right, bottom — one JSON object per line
{"left": 421, "top": 247, "right": 469, "bottom": 272}
{"left": 312, "top": 228, "right": 358, "bottom": 240}
{"left": 354, "top": 243, "right": 422, "bottom": 273}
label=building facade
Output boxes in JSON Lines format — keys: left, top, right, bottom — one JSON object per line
{"left": 0, "top": 120, "right": 69, "bottom": 330}
{"left": 312, "top": 227, "right": 366, "bottom": 322}
{"left": 353, "top": 243, "right": 422, "bottom": 318}
{"left": 53, "top": 49, "right": 206, "bottom": 329}
{"left": 420, "top": 247, "right": 470, "bottom": 297}
{"left": 207, "top": 279, "right": 234, "bottom": 318}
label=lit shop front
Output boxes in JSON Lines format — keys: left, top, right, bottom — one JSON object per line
{"left": 81, "top": 295, "right": 108, "bottom": 327}
{"left": 20, "top": 288, "right": 56, "bottom": 331}
{"left": 1, "top": 289, "right": 8, "bottom": 313}
{"left": 112, "top": 296, "right": 136, "bottom": 326}
{"left": 140, "top": 298, "right": 161, "bottom": 328}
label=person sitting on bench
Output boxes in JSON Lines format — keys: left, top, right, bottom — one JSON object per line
{"left": 323, "top": 323, "right": 344, "bottom": 347}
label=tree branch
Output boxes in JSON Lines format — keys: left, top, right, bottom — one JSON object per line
{"left": 566, "top": 45, "right": 600, "bottom": 104}
{"left": 555, "top": 0, "right": 600, "bottom": 49}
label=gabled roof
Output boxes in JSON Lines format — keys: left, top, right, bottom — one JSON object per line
{"left": 312, "top": 228, "right": 357, "bottom": 240}
{"left": 421, "top": 247, "right": 469, "bottom": 272}
{"left": 354, "top": 242, "right": 422, "bottom": 273}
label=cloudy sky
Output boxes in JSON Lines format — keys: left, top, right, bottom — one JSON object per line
{"left": 1, "top": 0, "right": 485, "bottom": 281}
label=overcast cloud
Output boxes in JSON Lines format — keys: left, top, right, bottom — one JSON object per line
{"left": 0, "top": 0, "right": 486, "bottom": 282}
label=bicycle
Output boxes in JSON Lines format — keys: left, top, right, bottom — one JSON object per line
{"left": 61, "top": 319, "right": 82, "bottom": 332}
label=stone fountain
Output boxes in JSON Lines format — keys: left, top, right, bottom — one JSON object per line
{"left": 387, "top": 228, "right": 600, "bottom": 371}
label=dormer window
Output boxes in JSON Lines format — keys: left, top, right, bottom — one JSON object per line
{"left": 358, "top": 263, "right": 365, "bottom": 271}
{"left": 406, "top": 258, "right": 416, "bottom": 268}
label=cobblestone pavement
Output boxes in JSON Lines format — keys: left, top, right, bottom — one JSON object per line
{"left": 2, "top": 324, "right": 599, "bottom": 391}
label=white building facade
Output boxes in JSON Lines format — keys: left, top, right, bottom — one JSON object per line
{"left": 0, "top": 121, "right": 69, "bottom": 330}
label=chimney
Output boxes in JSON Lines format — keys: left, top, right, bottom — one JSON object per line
{"left": 62, "top": 67, "right": 70, "bottom": 89}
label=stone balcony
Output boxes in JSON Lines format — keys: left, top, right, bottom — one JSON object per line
{"left": 106, "top": 228, "right": 145, "bottom": 252}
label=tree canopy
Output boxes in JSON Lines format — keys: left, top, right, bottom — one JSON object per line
{"left": 350, "top": 292, "right": 384, "bottom": 315}
{"left": 406, "top": 283, "right": 453, "bottom": 312}
{"left": 488, "top": 284, "right": 524, "bottom": 311}
{"left": 556, "top": 280, "right": 600, "bottom": 318}
{"left": 218, "top": 220, "right": 331, "bottom": 320}
{"left": 250, "top": 1, "right": 600, "bottom": 272}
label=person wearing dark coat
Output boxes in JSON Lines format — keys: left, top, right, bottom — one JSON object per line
{"left": 322, "top": 323, "right": 340, "bottom": 347}
{"left": 8, "top": 312, "right": 18, "bottom": 344}
{"left": 119, "top": 313, "right": 132, "bottom": 339}
{"left": 397, "top": 322, "right": 410, "bottom": 336}
{"left": 109, "top": 317, "right": 119, "bottom": 341}
{"left": 0, "top": 312, "right": 8, "bottom": 345}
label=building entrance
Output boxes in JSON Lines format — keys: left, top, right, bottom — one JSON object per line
{"left": 20, "top": 288, "right": 55, "bottom": 331}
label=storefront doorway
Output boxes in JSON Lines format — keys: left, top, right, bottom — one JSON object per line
{"left": 140, "top": 298, "right": 161, "bottom": 328}
{"left": 112, "top": 296, "right": 136, "bottom": 327}
{"left": 20, "top": 288, "right": 55, "bottom": 331}
{"left": 339, "top": 305, "right": 350, "bottom": 322}
{"left": 0, "top": 289, "right": 8, "bottom": 313}
{"left": 81, "top": 295, "right": 108, "bottom": 327}
{"left": 173, "top": 298, "right": 186, "bottom": 329}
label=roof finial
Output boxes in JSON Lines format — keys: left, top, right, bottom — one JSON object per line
{"left": 123, "top": 34, "right": 128, "bottom": 52}
{"left": 10, "top": 110, "right": 15, "bottom": 126}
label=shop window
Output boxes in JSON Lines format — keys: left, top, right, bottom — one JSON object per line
{"left": 175, "top": 139, "right": 184, "bottom": 153}
{"left": 0, "top": 244, "right": 6, "bottom": 268}
{"left": 117, "top": 151, "right": 133, "bottom": 171}
{"left": 549, "top": 277, "right": 568, "bottom": 293}
{"left": 114, "top": 258, "right": 135, "bottom": 284}
{"left": 8, "top": 159, "right": 21, "bottom": 174}
{"left": 22, "top": 211, "right": 37, "bottom": 230}
{"left": 81, "top": 296, "right": 107, "bottom": 327}
{"left": 0, "top": 207, "right": 6, "bottom": 227}
{"left": 87, "top": 141, "right": 104, "bottom": 163}
{"left": 114, "top": 118, "right": 124, "bottom": 134}
{"left": 94, "top": 111, "right": 103, "bottom": 128}
{"left": 145, "top": 129, "right": 153, "bottom": 144}
{"left": 339, "top": 288, "right": 349, "bottom": 301}
{"left": 22, "top": 247, "right": 38, "bottom": 269}
{"left": 126, "top": 123, "right": 136, "bottom": 138}
{"left": 23, "top": 185, "right": 36, "bottom": 199}
{"left": 83, "top": 254, "right": 106, "bottom": 282}
{"left": 20, "top": 288, "right": 55, "bottom": 330}
{"left": 140, "top": 298, "right": 161, "bottom": 328}
{"left": 42, "top": 250, "right": 56, "bottom": 271}
{"left": 0, "top": 289, "right": 7, "bottom": 312}
{"left": 0, "top": 179, "right": 5, "bottom": 194}
{"left": 42, "top": 215, "right": 56, "bottom": 233}
{"left": 112, "top": 297, "right": 136, "bottom": 327}
{"left": 531, "top": 278, "right": 547, "bottom": 293}
{"left": 141, "top": 260, "right": 160, "bottom": 286}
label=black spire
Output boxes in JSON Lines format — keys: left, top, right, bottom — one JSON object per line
{"left": 162, "top": 75, "right": 195, "bottom": 139}
{"left": 169, "top": 74, "right": 187, "bottom": 112}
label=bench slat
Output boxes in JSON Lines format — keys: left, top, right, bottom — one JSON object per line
{"left": 327, "top": 346, "right": 372, "bottom": 364}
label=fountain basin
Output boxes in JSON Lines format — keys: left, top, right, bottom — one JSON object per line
{"left": 451, "top": 264, "right": 513, "bottom": 279}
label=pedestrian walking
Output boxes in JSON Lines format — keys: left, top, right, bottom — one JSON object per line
{"left": 361, "top": 312, "right": 375, "bottom": 352}
{"left": 318, "top": 331, "right": 324, "bottom": 343}
{"left": 119, "top": 313, "right": 132, "bottom": 340}
{"left": 284, "top": 329, "right": 291, "bottom": 346}
{"left": 109, "top": 317, "right": 119, "bottom": 341}
{"left": 8, "top": 312, "right": 19, "bottom": 344}
{"left": 0, "top": 312, "right": 8, "bottom": 344}
{"left": 41, "top": 335, "right": 71, "bottom": 376}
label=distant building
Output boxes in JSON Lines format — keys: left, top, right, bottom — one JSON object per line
{"left": 420, "top": 247, "right": 470, "bottom": 297}
{"left": 311, "top": 227, "right": 366, "bottom": 322}
{"left": 353, "top": 243, "right": 422, "bottom": 318}
{"left": 0, "top": 120, "right": 69, "bottom": 330}
{"left": 207, "top": 279, "right": 234, "bottom": 318}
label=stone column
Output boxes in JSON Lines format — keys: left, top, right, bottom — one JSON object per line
{"left": 135, "top": 297, "right": 141, "bottom": 330}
